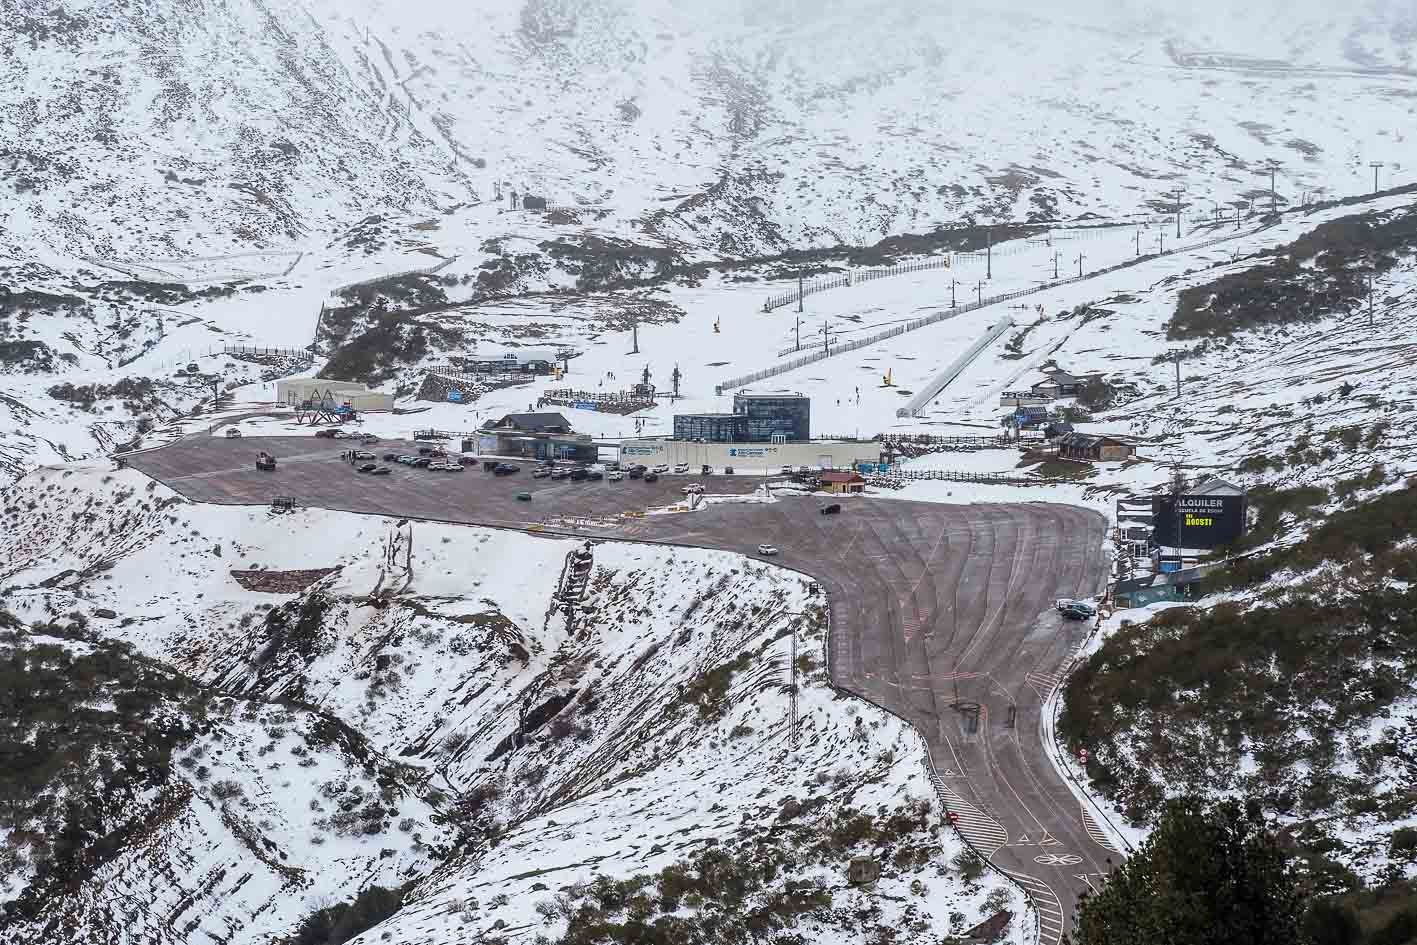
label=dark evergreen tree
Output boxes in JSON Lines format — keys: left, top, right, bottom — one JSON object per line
{"left": 1073, "top": 797, "right": 1303, "bottom": 945}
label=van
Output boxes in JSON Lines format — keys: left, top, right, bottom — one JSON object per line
{"left": 819, "top": 503, "right": 842, "bottom": 516}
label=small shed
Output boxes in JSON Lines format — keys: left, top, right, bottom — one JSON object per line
{"left": 820, "top": 471, "right": 865, "bottom": 494}
{"left": 1058, "top": 432, "right": 1135, "bottom": 462}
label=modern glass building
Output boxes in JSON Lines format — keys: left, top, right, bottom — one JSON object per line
{"left": 672, "top": 413, "right": 749, "bottom": 442}
{"left": 733, "top": 391, "right": 810, "bottom": 442}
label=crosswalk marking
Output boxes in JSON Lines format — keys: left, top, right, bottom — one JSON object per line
{"left": 1081, "top": 807, "right": 1117, "bottom": 852}
{"left": 1005, "top": 871, "right": 1067, "bottom": 945}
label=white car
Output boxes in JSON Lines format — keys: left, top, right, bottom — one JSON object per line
{"left": 440, "top": 462, "right": 464, "bottom": 473}
{"left": 681, "top": 483, "right": 704, "bottom": 495}
{"left": 757, "top": 544, "right": 779, "bottom": 556}
{"left": 608, "top": 471, "right": 624, "bottom": 482}
{"left": 224, "top": 428, "right": 241, "bottom": 438}
{"left": 673, "top": 463, "right": 690, "bottom": 474}
{"left": 652, "top": 463, "right": 670, "bottom": 474}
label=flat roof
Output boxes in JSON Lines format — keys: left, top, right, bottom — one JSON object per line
{"left": 734, "top": 390, "right": 806, "bottom": 398}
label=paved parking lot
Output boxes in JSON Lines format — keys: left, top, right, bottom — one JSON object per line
{"left": 125, "top": 434, "right": 1112, "bottom": 941}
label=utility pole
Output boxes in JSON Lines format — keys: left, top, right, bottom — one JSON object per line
{"left": 1158, "top": 231, "right": 1165, "bottom": 254}
{"left": 1174, "top": 354, "right": 1181, "bottom": 399}
{"left": 797, "top": 273, "right": 804, "bottom": 314}
{"left": 1134, "top": 226, "right": 1141, "bottom": 257}
{"left": 1053, "top": 251, "right": 1061, "bottom": 278}
{"left": 1369, "top": 262, "right": 1376, "bottom": 327}
{"left": 1370, "top": 161, "right": 1384, "bottom": 194}
{"left": 1076, "top": 253, "right": 1085, "bottom": 278}
{"left": 1265, "top": 160, "right": 1281, "bottom": 215}
{"left": 631, "top": 317, "right": 639, "bottom": 355}
{"left": 986, "top": 226, "right": 993, "bottom": 280}
{"left": 1170, "top": 186, "right": 1185, "bottom": 239}
{"left": 795, "top": 314, "right": 801, "bottom": 352}
{"left": 821, "top": 320, "right": 830, "bottom": 354}
{"left": 976, "top": 281, "right": 984, "bottom": 306}
{"left": 950, "top": 279, "right": 957, "bottom": 309}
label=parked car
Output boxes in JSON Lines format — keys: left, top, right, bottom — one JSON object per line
{"left": 1056, "top": 599, "right": 1095, "bottom": 616}
{"left": 532, "top": 468, "right": 551, "bottom": 479}
{"left": 315, "top": 428, "right": 338, "bottom": 439}
{"left": 361, "top": 436, "right": 379, "bottom": 445}
{"left": 353, "top": 450, "right": 376, "bottom": 460}
{"left": 357, "top": 462, "right": 377, "bottom": 473}
{"left": 627, "top": 467, "right": 644, "bottom": 480}
{"left": 652, "top": 464, "right": 670, "bottom": 474}
{"left": 255, "top": 452, "right": 276, "bottom": 472}
{"left": 382, "top": 452, "right": 400, "bottom": 461}
{"left": 550, "top": 468, "right": 571, "bottom": 480}
{"left": 724, "top": 466, "right": 734, "bottom": 475}
{"left": 570, "top": 468, "right": 589, "bottom": 481}
{"left": 586, "top": 470, "right": 604, "bottom": 481}
{"left": 418, "top": 446, "right": 434, "bottom": 456}
{"left": 494, "top": 463, "right": 520, "bottom": 475}
{"left": 644, "top": 472, "right": 660, "bottom": 483}
{"left": 608, "top": 471, "right": 624, "bottom": 482}
{"left": 780, "top": 465, "right": 793, "bottom": 475}
{"left": 797, "top": 465, "right": 810, "bottom": 474}
{"left": 224, "top": 427, "right": 241, "bottom": 438}
{"left": 757, "top": 544, "right": 780, "bottom": 556}
{"left": 673, "top": 463, "right": 690, "bottom": 474}
{"left": 397, "top": 455, "right": 416, "bottom": 465}
{"left": 682, "top": 483, "right": 704, "bottom": 495}
{"left": 515, "top": 491, "right": 532, "bottom": 501}
{"left": 370, "top": 466, "right": 391, "bottom": 476}
{"left": 413, "top": 457, "right": 432, "bottom": 468}
{"left": 820, "top": 503, "right": 842, "bottom": 515}
{"left": 700, "top": 464, "right": 712, "bottom": 475}
{"left": 1060, "top": 603, "right": 1094, "bottom": 621}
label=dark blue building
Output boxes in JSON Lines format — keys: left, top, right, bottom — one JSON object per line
{"left": 733, "top": 390, "right": 810, "bottom": 441}
{"left": 673, "top": 413, "right": 749, "bottom": 442}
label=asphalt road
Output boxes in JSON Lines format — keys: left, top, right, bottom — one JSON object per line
{"left": 125, "top": 435, "right": 1112, "bottom": 941}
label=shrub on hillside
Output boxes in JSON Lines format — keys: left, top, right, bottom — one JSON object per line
{"left": 281, "top": 884, "right": 406, "bottom": 945}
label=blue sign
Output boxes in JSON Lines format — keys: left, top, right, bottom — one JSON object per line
{"left": 1159, "top": 560, "right": 1181, "bottom": 573}
{"left": 858, "top": 463, "right": 874, "bottom": 474}
{"left": 573, "top": 401, "right": 597, "bottom": 411}
{"left": 447, "top": 389, "right": 462, "bottom": 402}
{"left": 877, "top": 463, "right": 889, "bottom": 473}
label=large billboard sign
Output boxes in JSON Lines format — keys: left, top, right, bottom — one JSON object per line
{"left": 1152, "top": 494, "right": 1247, "bottom": 549}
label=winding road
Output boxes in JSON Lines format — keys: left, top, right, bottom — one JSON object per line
{"left": 125, "top": 435, "right": 1115, "bottom": 943}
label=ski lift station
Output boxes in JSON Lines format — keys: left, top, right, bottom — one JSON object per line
{"left": 275, "top": 378, "right": 395, "bottom": 413}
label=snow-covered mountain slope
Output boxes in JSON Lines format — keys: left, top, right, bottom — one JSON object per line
{"left": 0, "top": 620, "right": 447, "bottom": 943}
{"left": 1, "top": 465, "right": 1028, "bottom": 944}
{"left": 4, "top": 0, "right": 1414, "bottom": 264}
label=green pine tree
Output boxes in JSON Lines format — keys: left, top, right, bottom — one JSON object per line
{"left": 1073, "top": 797, "right": 1303, "bottom": 945}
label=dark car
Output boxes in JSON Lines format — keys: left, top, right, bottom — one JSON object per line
{"left": 371, "top": 466, "right": 391, "bottom": 476}
{"left": 516, "top": 491, "right": 532, "bottom": 501}
{"left": 418, "top": 446, "right": 434, "bottom": 456}
{"left": 820, "top": 503, "right": 842, "bottom": 516}
{"left": 413, "top": 457, "right": 432, "bottom": 468}
{"left": 494, "top": 463, "right": 520, "bottom": 475}
{"left": 1061, "top": 603, "right": 1094, "bottom": 621}
{"left": 570, "top": 468, "right": 589, "bottom": 481}
{"left": 586, "top": 470, "right": 604, "bottom": 481}
{"left": 628, "top": 467, "right": 644, "bottom": 479}
{"left": 382, "top": 452, "right": 400, "bottom": 461}
{"left": 482, "top": 459, "right": 501, "bottom": 472}
{"left": 357, "top": 462, "right": 377, "bottom": 473}
{"left": 644, "top": 472, "right": 659, "bottom": 483}
{"left": 724, "top": 466, "right": 734, "bottom": 475}
{"left": 315, "top": 428, "right": 338, "bottom": 439}
{"left": 701, "top": 464, "right": 712, "bottom": 475}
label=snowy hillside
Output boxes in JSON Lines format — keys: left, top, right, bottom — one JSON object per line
{"left": 4, "top": 0, "right": 1414, "bottom": 263}
{"left": 1, "top": 465, "right": 1028, "bottom": 944}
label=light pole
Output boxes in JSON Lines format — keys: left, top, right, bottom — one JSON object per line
{"left": 986, "top": 226, "right": 992, "bottom": 280}
{"left": 1370, "top": 161, "right": 1384, "bottom": 194}
{"left": 1076, "top": 253, "right": 1085, "bottom": 278}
